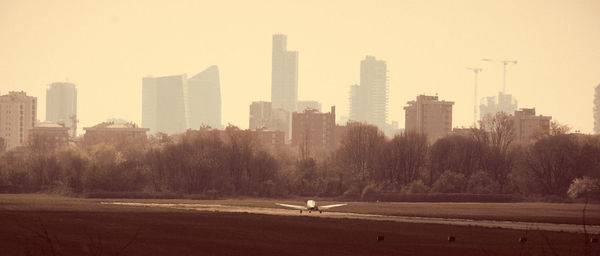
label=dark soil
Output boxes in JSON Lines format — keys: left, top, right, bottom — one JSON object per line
{"left": 1, "top": 209, "right": 596, "bottom": 256}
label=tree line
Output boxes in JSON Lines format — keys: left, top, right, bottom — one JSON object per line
{"left": 0, "top": 113, "right": 598, "bottom": 200}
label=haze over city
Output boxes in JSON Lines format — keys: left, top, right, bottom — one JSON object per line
{"left": 1, "top": 0, "right": 599, "bottom": 133}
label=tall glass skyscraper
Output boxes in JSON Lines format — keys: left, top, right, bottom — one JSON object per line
{"left": 187, "top": 66, "right": 222, "bottom": 129}
{"left": 271, "top": 34, "right": 298, "bottom": 113}
{"left": 46, "top": 82, "right": 77, "bottom": 137}
{"left": 349, "top": 56, "right": 388, "bottom": 130}
{"left": 142, "top": 74, "right": 188, "bottom": 135}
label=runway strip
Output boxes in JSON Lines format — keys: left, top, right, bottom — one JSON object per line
{"left": 102, "top": 202, "right": 600, "bottom": 234}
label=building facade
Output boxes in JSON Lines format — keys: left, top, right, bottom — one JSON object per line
{"left": 0, "top": 91, "right": 37, "bottom": 150}
{"left": 349, "top": 56, "right": 388, "bottom": 131}
{"left": 404, "top": 95, "right": 454, "bottom": 143}
{"left": 271, "top": 34, "right": 298, "bottom": 113}
{"left": 187, "top": 65, "right": 222, "bottom": 129}
{"left": 142, "top": 74, "right": 188, "bottom": 135}
{"left": 249, "top": 101, "right": 290, "bottom": 140}
{"left": 46, "top": 82, "right": 77, "bottom": 137}
{"left": 291, "top": 106, "right": 336, "bottom": 153}
{"left": 253, "top": 129, "right": 285, "bottom": 148}
{"left": 83, "top": 122, "right": 149, "bottom": 147}
{"left": 480, "top": 92, "right": 518, "bottom": 120}
{"left": 512, "top": 108, "right": 551, "bottom": 142}
{"left": 249, "top": 101, "right": 272, "bottom": 130}
{"left": 28, "top": 121, "right": 70, "bottom": 150}
{"left": 595, "top": 84, "right": 600, "bottom": 135}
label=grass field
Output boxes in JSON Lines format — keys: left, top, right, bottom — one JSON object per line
{"left": 92, "top": 196, "right": 600, "bottom": 225}
{"left": 1, "top": 194, "right": 599, "bottom": 255}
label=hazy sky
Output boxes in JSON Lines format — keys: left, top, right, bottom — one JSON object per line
{"left": 1, "top": 0, "right": 599, "bottom": 134}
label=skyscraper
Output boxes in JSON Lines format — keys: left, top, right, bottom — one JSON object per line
{"left": 480, "top": 92, "right": 518, "bottom": 119}
{"left": 349, "top": 56, "right": 388, "bottom": 130}
{"left": 142, "top": 74, "right": 188, "bottom": 135}
{"left": 0, "top": 91, "right": 37, "bottom": 150}
{"left": 595, "top": 84, "right": 600, "bottom": 134}
{"left": 404, "top": 95, "right": 454, "bottom": 143}
{"left": 187, "top": 66, "right": 222, "bottom": 129}
{"left": 46, "top": 82, "right": 77, "bottom": 137}
{"left": 271, "top": 34, "right": 298, "bottom": 112}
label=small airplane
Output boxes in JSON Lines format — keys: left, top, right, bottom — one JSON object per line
{"left": 276, "top": 200, "right": 347, "bottom": 213}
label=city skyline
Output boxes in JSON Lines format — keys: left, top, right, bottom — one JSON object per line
{"left": 1, "top": 0, "right": 599, "bottom": 134}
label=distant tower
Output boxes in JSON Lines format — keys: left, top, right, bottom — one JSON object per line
{"left": 480, "top": 92, "right": 518, "bottom": 119}
{"left": 595, "top": 84, "right": 600, "bottom": 134}
{"left": 271, "top": 34, "right": 298, "bottom": 113}
{"left": 142, "top": 74, "right": 188, "bottom": 135}
{"left": 187, "top": 66, "right": 222, "bottom": 129}
{"left": 46, "top": 82, "right": 77, "bottom": 137}
{"left": 349, "top": 56, "right": 388, "bottom": 130}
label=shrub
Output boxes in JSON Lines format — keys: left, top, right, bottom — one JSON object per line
{"left": 404, "top": 179, "right": 430, "bottom": 194}
{"left": 467, "top": 171, "right": 500, "bottom": 194}
{"left": 431, "top": 171, "right": 466, "bottom": 193}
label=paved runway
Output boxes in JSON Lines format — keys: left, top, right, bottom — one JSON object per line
{"left": 102, "top": 202, "right": 600, "bottom": 234}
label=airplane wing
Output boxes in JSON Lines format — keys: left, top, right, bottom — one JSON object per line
{"left": 318, "top": 203, "right": 347, "bottom": 210}
{"left": 276, "top": 203, "right": 308, "bottom": 210}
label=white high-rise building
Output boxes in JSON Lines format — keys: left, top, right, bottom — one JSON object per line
{"left": 46, "top": 82, "right": 77, "bottom": 137}
{"left": 142, "top": 74, "right": 188, "bottom": 135}
{"left": 349, "top": 56, "right": 388, "bottom": 130}
{"left": 188, "top": 66, "right": 222, "bottom": 129}
{"left": 0, "top": 91, "right": 37, "bottom": 150}
{"left": 271, "top": 34, "right": 298, "bottom": 113}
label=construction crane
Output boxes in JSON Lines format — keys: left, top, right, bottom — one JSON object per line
{"left": 467, "top": 67, "right": 482, "bottom": 128}
{"left": 482, "top": 58, "right": 517, "bottom": 93}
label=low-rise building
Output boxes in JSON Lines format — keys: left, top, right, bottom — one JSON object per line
{"left": 83, "top": 122, "right": 149, "bottom": 147}
{"left": 28, "top": 121, "right": 70, "bottom": 150}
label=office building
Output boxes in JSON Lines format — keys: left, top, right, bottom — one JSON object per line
{"left": 188, "top": 66, "right": 222, "bottom": 129}
{"left": 248, "top": 101, "right": 290, "bottom": 140}
{"left": 349, "top": 56, "right": 388, "bottom": 131}
{"left": 46, "top": 82, "right": 77, "bottom": 137}
{"left": 249, "top": 101, "right": 272, "bottom": 130}
{"left": 0, "top": 91, "right": 37, "bottom": 150}
{"left": 512, "top": 108, "right": 551, "bottom": 142}
{"left": 271, "top": 34, "right": 298, "bottom": 113}
{"left": 142, "top": 74, "right": 188, "bottom": 135}
{"left": 480, "top": 92, "right": 518, "bottom": 119}
{"left": 404, "top": 95, "right": 454, "bottom": 143}
{"left": 292, "top": 106, "right": 336, "bottom": 153}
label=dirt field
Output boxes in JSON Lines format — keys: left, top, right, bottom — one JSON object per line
{"left": 1, "top": 194, "right": 599, "bottom": 255}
